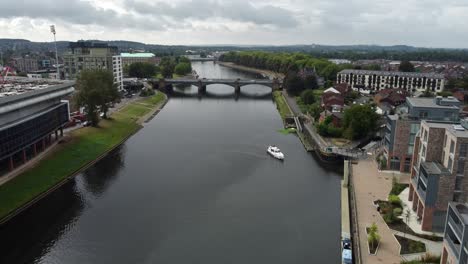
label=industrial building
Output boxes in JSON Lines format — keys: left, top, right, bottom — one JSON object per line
{"left": 0, "top": 78, "right": 74, "bottom": 175}
{"left": 63, "top": 41, "right": 118, "bottom": 79}
{"left": 337, "top": 69, "right": 445, "bottom": 93}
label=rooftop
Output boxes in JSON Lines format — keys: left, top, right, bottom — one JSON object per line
{"left": 451, "top": 203, "right": 468, "bottom": 225}
{"left": 407, "top": 97, "right": 460, "bottom": 110}
{"left": 338, "top": 69, "right": 445, "bottom": 79}
{"left": 120, "top": 53, "right": 155, "bottom": 58}
{"left": 423, "top": 120, "right": 468, "bottom": 138}
{"left": 421, "top": 161, "right": 450, "bottom": 176}
{"left": 0, "top": 77, "right": 74, "bottom": 102}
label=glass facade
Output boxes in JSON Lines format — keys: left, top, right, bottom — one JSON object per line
{"left": 0, "top": 103, "right": 69, "bottom": 161}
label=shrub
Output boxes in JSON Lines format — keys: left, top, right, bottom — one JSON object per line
{"left": 388, "top": 194, "right": 402, "bottom": 207}
{"left": 300, "top": 89, "right": 316, "bottom": 105}
{"left": 390, "top": 177, "right": 408, "bottom": 195}
{"left": 393, "top": 208, "right": 403, "bottom": 216}
{"left": 140, "top": 89, "right": 155, "bottom": 97}
{"left": 384, "top": 211, "right": 397, "bottom": 224}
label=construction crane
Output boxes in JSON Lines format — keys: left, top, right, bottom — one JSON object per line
{"left": 0, "top": 66, "right": 14, "bottom": 90}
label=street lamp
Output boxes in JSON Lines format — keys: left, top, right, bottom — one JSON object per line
{"left": 50, "top": 25, "right": 60, "bottom": 79}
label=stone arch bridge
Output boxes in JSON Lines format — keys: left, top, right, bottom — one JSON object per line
{"left": 154, "top": 78, "right": 282, "bottom": 93}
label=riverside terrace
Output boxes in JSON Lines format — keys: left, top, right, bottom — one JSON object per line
{"left": 0, "top": 79, "right": 75, "bottom": 175}
{"left": 154, "top": 78, "right": 282, "bottom": 93}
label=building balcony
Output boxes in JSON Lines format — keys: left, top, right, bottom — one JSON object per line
{"left": 446, "top": 233, "right": 462, "bottom": 260}
{"left": 448, "top": 216, "right": 464, "bottom": 240}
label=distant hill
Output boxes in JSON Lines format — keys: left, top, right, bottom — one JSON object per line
{"left": 1, "top": 39, "right": 467, "bottom": 62}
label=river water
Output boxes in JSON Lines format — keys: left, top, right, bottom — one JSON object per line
{"left": 0, "top": 62, "right": 341, "bottom": 264}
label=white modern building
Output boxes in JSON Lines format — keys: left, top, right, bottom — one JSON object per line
{"left": 337, "top": 69, "right": 445, "bottom": 94}
{"left": 112, "top": 55, "right": 124, "bottom": 91}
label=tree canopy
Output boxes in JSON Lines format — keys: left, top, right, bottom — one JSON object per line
{"left": 159, "top": 57, "right": 176, "bottom": 78}
{"left": 342, "top": 104, "right": 379, "bottom": 140}
{"left": 75, "top": 70, "right": 120, "bottom": 126}
{"left": 399, "top": 60, "right": 415, "bottom": 72}
{"left": 300, "top": 89, "right": 316, "bottom": 105}
{"left": 128, "top": 62, "right": 158, "bottom": 78}
{"left": 219, "top": 51, "right": 347, "bottom": 82}
{"left": 174, "top": 62, "right": 192, "bottom": 76}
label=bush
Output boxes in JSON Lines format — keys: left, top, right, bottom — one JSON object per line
{"left": 300, "top": 89, "right": 316, "bottom": 105}
{"left": 388, "top": 194, "right": 402, "bottom": 207}
{"left": 390, "top": 177, "right": 408, "bottom": 195}
{"left": 393, "top": 208, "right": 403, "bottom": 216}
{"left": 140, "top": 89, "right": 155, "bottom": 97}
{"left": 384, "top": 210, "right": 397, "bottom": 224}
{"left": 327, "top": 125, "right": 343, "bottom": 138}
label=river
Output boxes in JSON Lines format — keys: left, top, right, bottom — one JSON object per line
{"left": 0, "top": 62, "right": 341, "bottom": 264}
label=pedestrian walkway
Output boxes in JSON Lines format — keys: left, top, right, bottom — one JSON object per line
{"left": 352, "top": 158, "right": 401, "bottom": 264}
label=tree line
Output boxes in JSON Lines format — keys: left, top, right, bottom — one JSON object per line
{"left": 124, "top": 56, "right": 192, "bottom": 79}
{"left": 219, "top": 51, "right": 348, "bottom": 83}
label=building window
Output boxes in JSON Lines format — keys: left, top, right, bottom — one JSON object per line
{"left": 420, "top": 111, "right": 428, "bottom": 119}
{"left": 423, "top": 129, "right": 428, "bottom": 142}
{"left": 455, "top": 177, "right": 464, "bottom": 191}
{"left": 444, "top": 134, "right": 447, "bottom": 148}
{"left": 453, "top": 192, "right": 463, "bottom": 202}
{"left": 422, "top": 145, "right": 427, "bottom": 158}
{"left": 460, "top": 143, "right": 468, "bottom": 158}
{"left": 457, "top": 160, "right": 465, "bottom": 175}
{"left": 448, "top": 157, "right": 453, "bottom": 171}
{"left": 450, "top": 140, "right": 455, "bottom": 154}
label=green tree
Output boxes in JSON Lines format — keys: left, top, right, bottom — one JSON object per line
{"left": 128, "top": 62, "right": 157, "bottom": 78}
{"left": 343, "top": 104, "right": 379, "bottom": 140}
{"left": 284, "top": 72, "right": 305, "bottom": 95}
{"left": 399, "top": 60, "right": 415, "bottom": 72}
{"left": 75, "top": 70, "right": 119, "bottom": 126}
{"left": 160, "top": 57, "right": 176, "bottom": 78}
{"left": 368, "top": 223, "right": 380, "bottom": 251}
{"left": 300, "top": 89, "right": 316, "bottom": 105}
{"left": 304, "top": 75, "right": 318, "bottom": 90}
{"left": 174, "top": 62, "right": 192, "bottom": 76}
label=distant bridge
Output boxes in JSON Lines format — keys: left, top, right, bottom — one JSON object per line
{"left": 188, "top": 58, "right": 215, "bottom": 62}
{"left": 154, "top": 78, "right": 282, "bottom": 93}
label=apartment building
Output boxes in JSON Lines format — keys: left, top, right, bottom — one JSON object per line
{"left": 112, "top": 55, "right": 124, "bottom": 91}
{"left": 441, "top": 202, "right": 468, "bottom": 264}
{"left": 384, "top": 96, "right": 460, "bottom": 172}
{"left": 120, "top": 53, "right": 158, "bottom": 67}
{"left": 409, "top": 119, "right": 468, "bottom": 231}
{"left": 336, "top": 69, "right": 445, "bottom": 93}
{"left": 10, "top": 57, "right": 39, "bottom": 73}
{"left": 63, "top": 41, "right": 118, "bottom": 79}
{"left": 112, "top": 53, "right": 158, "bottom": 91}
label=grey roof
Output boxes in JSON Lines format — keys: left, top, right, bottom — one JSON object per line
{"left": 407, "top": 97, "right": 459, "bottom": 109}
{"left": 338, "top": 69, "right": 444, "bottom": 79}
{"left": 0, "top": 81, "right": 75, "bottom": 107}
{"left": 423, "top": 120, "right": 468, "bottom": 138}
{"left": 421, "top": 161, "right": 450, "bottom": 175}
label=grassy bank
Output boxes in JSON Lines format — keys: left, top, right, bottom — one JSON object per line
{"left": 273, "top": 91, "right": 292, "bottom": 119}
{"left": 0, "top": 93, "right": 166, "bottom": 221}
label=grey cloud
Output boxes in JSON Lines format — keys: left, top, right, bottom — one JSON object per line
{"left": 0, "top": 0, "right": 166, "bottom": 31}
{"left": 125, "top": 0, "right": 299, "bottom": 28}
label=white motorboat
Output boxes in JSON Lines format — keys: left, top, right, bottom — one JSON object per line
{"left": 267, "top": 146, "right": 284, "bottom": 160}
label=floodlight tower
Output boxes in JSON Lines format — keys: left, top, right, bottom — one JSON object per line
{"left": 50, "top": 25, "right": 60, "bottom": 79}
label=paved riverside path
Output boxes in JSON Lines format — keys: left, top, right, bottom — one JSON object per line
{"left": 352, "top": 159, "right": 401, "bottom": 264}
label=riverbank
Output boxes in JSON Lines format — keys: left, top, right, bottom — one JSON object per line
{"left": 217, "top": 61, "right": 285, "bottom": 80}
{"left": 0, "top": 92, "right": 168, "bottom": 223}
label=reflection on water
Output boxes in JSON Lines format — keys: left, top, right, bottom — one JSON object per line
{"left": 81, "top": 146, "right": 125, "bottom": 197}
{"left": 0, "top": 180, "right": 84, "bottom": 264}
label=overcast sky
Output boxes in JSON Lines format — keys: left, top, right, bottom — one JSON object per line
{"left": 0, "top": 0, "right": 467, "bottom": 48}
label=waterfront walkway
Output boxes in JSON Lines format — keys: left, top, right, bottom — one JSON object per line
{"left": 352, "top": 159, "right": 402, "bottom": 264}
{"left": 282, "top": 91, "right": 366, "bottom": 159}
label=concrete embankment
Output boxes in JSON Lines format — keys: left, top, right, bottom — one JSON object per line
{"left": 0, "top": 93, "right": 169, "bottom": 225}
